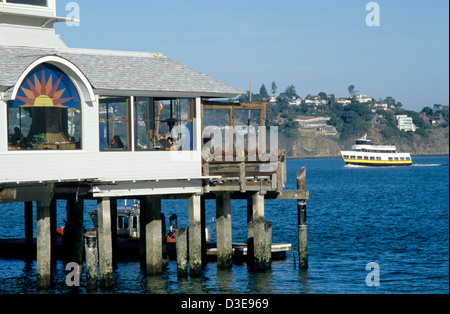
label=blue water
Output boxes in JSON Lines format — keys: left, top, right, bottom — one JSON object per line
{"left": 0, "top": 156, "right": 448, "bottom": 294}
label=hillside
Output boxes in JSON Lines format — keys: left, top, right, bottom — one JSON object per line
{"left": 283, "top": 126, "right": 449, "bottom": 158}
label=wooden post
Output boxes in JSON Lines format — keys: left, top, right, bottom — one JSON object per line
{"left": 176, "top": 228, "right": 188, "bottom": 277}
{"left": 97, "top": 198, "right": 114, "bottom": 288}
{"left": 84, "top": 231, "right": 98, "bottom": 290}
{"left": 188, "top": 194, "right": 202, "bottom": 276}
{"left": 297, "top": 167, "right": 308, "bottom": 269}
{"left": 24, "top": 201, "right": 33, "bottom": 258}
{"left": 37, "top": 197, "right": 52, "bottom": 288}
{"left": 143, "top": 196, "right": 163, "bottom": 274}
{"left": 216, "top": 192, "right": 232, "bottom": 268}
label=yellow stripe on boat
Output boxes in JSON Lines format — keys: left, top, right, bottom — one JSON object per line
{"left": 344, "top": 159, "right": 413, "bottom": 165}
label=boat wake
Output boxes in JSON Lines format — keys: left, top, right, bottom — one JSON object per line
{"left": 344, "top": 164, "right": 371, "bottom": 168}
{"left": 412, "top": 164, "right": 446, "bottom": 167}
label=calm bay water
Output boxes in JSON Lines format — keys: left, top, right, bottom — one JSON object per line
{"left": 0, "top": 156, "right": 448, "bottom": 294}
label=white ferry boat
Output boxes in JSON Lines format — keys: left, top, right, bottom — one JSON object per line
{"left": 341, "top": 134, "right": 413, "bottom": 167}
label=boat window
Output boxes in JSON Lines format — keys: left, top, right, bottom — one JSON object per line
{"left": 370, "top": 157, "right": 375, "bottom": 160}
{"left": 350, "top": 156, "right": 356, "bottom": 159}
{"left": 389, "top": 157, "right": 393, "bottom": 161}
{"left": 406, "top": 157, "right": 411, "bottom": 161}
{"left": 358, "top": 156, "right": 362, "bottom": 160}
{"left": 364, "top": 156, "right": 369, "bottom": 160}
{"left": 343, "top": 155, "right": 349, "bottom": 159}
{"left": 400, "top": 157, "right": 405, "bottom": 160}
{"left": 7, "top": 63, "right": 82, "bottom": 151}
{"left": 134, "top": 97, "right": 195, "bottom": 151}
{"left": 376, "top": 157, "right": 381, "bottom": 160}
{"left": 99, "top": 96, "right": 131, "bottom": 151}
{"left": 394, "top": 157, "right": 399, "bottom": 161}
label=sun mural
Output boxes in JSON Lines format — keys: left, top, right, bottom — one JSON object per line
{"left": 12, "top": 63, "right": 80, "bottom": 109}
{"left": 8, "top": 63, "right": 82, "bottom": 150}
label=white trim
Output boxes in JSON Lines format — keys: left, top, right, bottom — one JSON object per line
{"left": 0, "top": 100, "right": 7, "bottom": 153}
{"left": 9, "top": 55, "right": 95, "bottom": 103}
{"left": 93, "top": 89, "right": 241, "bottom": 99}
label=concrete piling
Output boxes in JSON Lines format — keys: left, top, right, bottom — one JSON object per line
{"left": 188, "top": 194, "right": 202, "bottom": 276}
{"left": 97, "top": 198, "right": 114, "bottom": 288}
{"left": 250, "top": 192, "right": 270, "bottom": 271}
{"left": 85, "top": 231, "right": 98, "bottom": 290}
{"left": 264, "top": 221, "right": 272, "bottom": 270}
{"left": 36, "top": 198, "right": 52, "bottom": 288}
{"left": 176, "top": 227, "right": 188, "bottom": 276}
{"left": 143, "top": 196, "right": 163, "bottom": 274}
{"left": 216, "top": 192, "right": 232, "bottom": 268}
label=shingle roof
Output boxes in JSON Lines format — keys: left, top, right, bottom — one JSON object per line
{"left": 0, "top": 46, "right": 244, "bottom": 97}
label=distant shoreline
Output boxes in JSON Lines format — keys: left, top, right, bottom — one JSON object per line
{"left": 286, "top": 153, "right": 449, "bottom": 160}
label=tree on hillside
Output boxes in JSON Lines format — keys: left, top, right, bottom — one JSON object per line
{"left": 318, "top": 92, "right": 328, "bottom": 101}
{"left": 384, "top": 96, "right": 396, "bottom": 107}
{"left": 421, "top": 106, "right": 433, "bottom": 116}
{"left": 260, "top": 84, "right": 269, "bottom": 99}
{"left": 348, "top": 85, "right": 356, "bottom": 96}
{"left": 283, "top": 85, "right": 298, "bottom": 98}
{"left": 271, "top": 81, "right": 277, "bottom": 97}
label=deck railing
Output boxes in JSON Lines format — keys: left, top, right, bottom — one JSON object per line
{"left": 202, "top": 149, "right": 287, "bottom": 193}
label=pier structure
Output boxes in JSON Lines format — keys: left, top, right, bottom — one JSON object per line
{"left": 0, "top": 0, "right": 309, "bottom": 289}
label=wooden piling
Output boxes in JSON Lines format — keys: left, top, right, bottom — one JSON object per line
{"left": 36, "top": 198, "right": 52, "bottom": 288}
{"left": 297, "top": 167, "right": 308, "bottom": 269}
{"left": 97, "top": 198, "right": 114, "bottom": 288}
{"left": 188, "top": 194, "right": 202, "bottom": 276}
{"left": 143, "top": 196, "right": 163, "bottom": 274}
{"left": 176, "top": 227, "right": 188, "bottom": 276}
{"left": 84, "top": 231, "right": 98, "bottom": 290}
{"left": 216, "top": 192, "right": 232, "bottom": 268}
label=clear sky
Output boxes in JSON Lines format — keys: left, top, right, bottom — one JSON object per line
{"left": 54, "top": 0, "right": 449, "bottom": 112}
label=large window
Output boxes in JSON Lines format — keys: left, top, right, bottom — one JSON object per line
{"left": 99, "top": 96, "right": 131, "bottom": 151}
{"left": 7, "top": 63, "right": 82, "bottom": 151}
{"left": 2, "top": 0, "right": 48, "bottom": 6}
{"left": 134, "top": 98, "right": 194, "bottom": 151}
